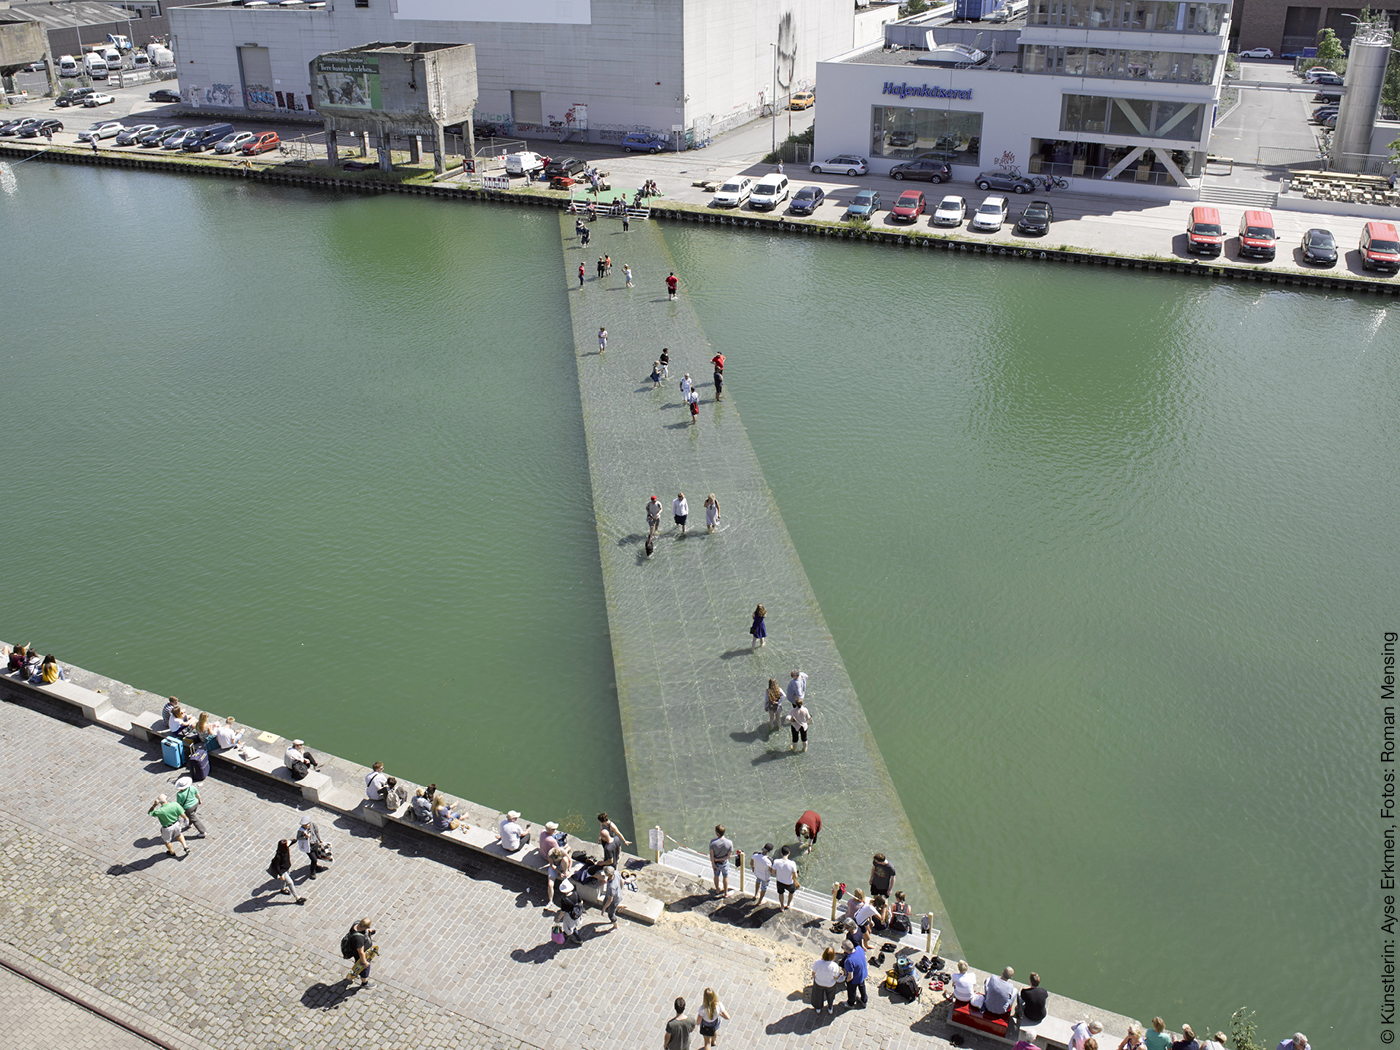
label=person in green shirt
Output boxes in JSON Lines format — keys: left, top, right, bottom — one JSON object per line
{"left": 148, "top": 794, "right": 190, "bottom": 856}
{"left": 1145, "top": 1018, "right": 1172, "bottom": 1050}
{"left": 175, "top": 777, "right": 207, "bottom": 838}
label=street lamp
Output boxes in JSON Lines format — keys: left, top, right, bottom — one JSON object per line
{"left": 770, "top": 41, "right": 778, "bottom": 155}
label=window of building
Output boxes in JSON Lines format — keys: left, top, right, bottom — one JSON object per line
{"left": 871, "top": 105, "right": 983, "bottom": 165}
{"left": 1028, "top": 0, "right": 1226, "bottom": 31}
{"left": 511, "top": 90, "right": 543, "bottom": 125}
{"left": 1022, "top": 45, "right": 1216, "bottom": 82}
{"left": 1061, "top": 93, "right": 1205, "bottom": 140}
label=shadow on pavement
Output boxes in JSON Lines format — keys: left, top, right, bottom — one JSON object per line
{"left": 301, "top": 981, "right": 357, "bottom": 1011}
{"left": 510, "top": 941, "right": 565, "bottom": 964}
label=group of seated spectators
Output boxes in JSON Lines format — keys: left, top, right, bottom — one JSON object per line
{"left": 5, "top": 643, "right": 66, "bottom": 685}
{"left": 160, "top": 697, "right": 247, "bottom": 753}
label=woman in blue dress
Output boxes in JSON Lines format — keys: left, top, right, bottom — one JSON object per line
{"left": 750, "top": 603, "right": 767, "bottom": 649}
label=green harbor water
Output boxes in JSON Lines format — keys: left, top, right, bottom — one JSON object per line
{"left": 2, "top": 162, "right": 1394, "bottom": 1047}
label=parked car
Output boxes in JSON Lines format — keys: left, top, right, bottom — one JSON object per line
{"left": 970, "top": 195, "right": 1009, "bottom": 231}
{"left": 77, "top": 121, "right": 125, "bottom": 142}
{"left": 1309, "top": 71, "right": 1344, "bottom": 86}
{"left": 749, "top": 174, "right": 790, "bottom": 210}
{"left": 115, "top": 124, "right": 159, "bottom": 145}
{"left": 241, "top": 131, "right": 281, "bottom": 155}
{"left": 976, "top": 170, "right": 1034, "bottom": 194}
{"left": 844, "top": 189, "right": 881, "bottom": 219}
{"left": 1359, "top": 220, "right": 1400, "bottom": 273}
{"left": 184, "top": 123, "right": 235, "bottom": 152}
{"left": 164, "top": 127, "right": 203, "bottom": 149}
{"left": 18, "top": 119, "right": 63, "bottom": 138}
{"left": 213, "top": 131, "right": 256, "bottom": 154}
{"left": 543, "top": 155, "right": 585, "bottom": 179}
{"left": 890, "top": 159, "right": 951, "bottom": 183}
{"left": 931, "top": 194, "right": 969, "bottom": 227}
{"left": 1185, "top": 205, "right": 1224, "bottom": 256}
{"left": 139, "top": 125, "right": 184, "bottom": 147}
{"left": 83, "top": 93, "right": 117, "bottom": 107}
{"left": 504, "top": 151, "right": 545, "bottom": 176}
{"left": 1014, "top": 199, "right": 1054, "bottom": 236}
{"left": 1304, "top": 67, "right": 1337, "bottom": 82}
{"left": 890, "top": 189, "right": 926, "bottom": 222}
{"left": 811, "top": 154, "right": 868, "bottom": 176}
{"left": 887, "top": 130, "right": 919, "bottom": 148}
{"left": 621, "top": 132, "right": 668, "bottom": 153}
{"left": 788, "top": 185, "right": 825, "bottom": 215}
{"left": 55, "top": 88, "right": 98, "bottom": 108}
{"left": 1299, "top": 227, "right": 1338, "bottom": 266}
{"left": 789, "top": 90, "right": 815, "bottom": 110}
{"left": 0, "top": 117, "right": 40, "bottom": 136}
{"left": 1312, "top": 107, "right": 1339, "bottom": 124}
{"left": 149, "top": 87, "right": 182, "bottom": 103}
{"left": 712, "top": 176, "right": 755, "bottom": 207}
{"left": 1239, "top": 47, "right": 1274, "bottom": 59}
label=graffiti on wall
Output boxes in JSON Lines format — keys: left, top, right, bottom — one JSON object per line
{"left": 994, "top": 149, "right": 1017, "bottom": 171}
{"left": 245, "top": 83, "right": 276, "bottom": 110}
{"left": 204, "top": 83, "right": 235, "bottom": 107}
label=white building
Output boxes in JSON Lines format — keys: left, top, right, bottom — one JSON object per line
{"left": 814, "top": 0, "right": 1232, "bottom": 197}
{"left": 170, "top": 0, "right": 855, "bottom": 147}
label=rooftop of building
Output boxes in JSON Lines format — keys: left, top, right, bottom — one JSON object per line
{"left": 3, "top": 0, "right": 143, "bottom": 29}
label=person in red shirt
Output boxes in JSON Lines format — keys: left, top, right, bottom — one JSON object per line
{"left": 711, "top": 353, "right": 725, "bottom": 400}
{"left": 666, "top": 271, "right": 679, "bottom": 300}
{"left": 795, "top": 810, "right": 822, "bottom": 851}
{"left": 578, "top": 263, "right": 585, "bottom": 288}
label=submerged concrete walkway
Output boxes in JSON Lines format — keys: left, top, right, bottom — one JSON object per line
{"left": 561, "top": 214, "right": 959, "bottom": 953}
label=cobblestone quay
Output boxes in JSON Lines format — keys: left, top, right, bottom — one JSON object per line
{"left": 560, "top": 212, "right": 958, "bottom": 951}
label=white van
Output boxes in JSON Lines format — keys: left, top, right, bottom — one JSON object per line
{"left": 749, "top": 173, "right": 790, "bottom": 211}
{"left": 58, "top": 55, "right": 80, "bottom": 78}
{"left": 84, "top": 53, "right": 109, "bottom": 80}
{"left": 147, "top": 45, "right": 174, "bottom": 67}
{"left": 504, "top": 151, "right": 544, "bottom": 177}
{"left": 99, "top": 46, "right": 122, "bottom": 68}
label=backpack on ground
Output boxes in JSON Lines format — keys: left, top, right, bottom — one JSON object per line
{"left": 340, "top": 927, "right": 358, "bottom": 959}
{"left": 895, "top": 974, "right": 922, "bottom": 1002}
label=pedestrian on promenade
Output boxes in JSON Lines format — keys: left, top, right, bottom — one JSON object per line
{"left": 149, "top": 794, "right": 189, "bottom": 857}
{"left": 666, "top": 271, "right": 679, "bottom": 300}
{"left": 772, "top": 845, "right": 799, "bottom": 910}
{"left": 658, "top": 348, "right": 670, "bottom": 379}
{"left": 598, "top": 326, "right": 608, "bottom": 352}
{"left": 344, "top": 918, "right": 375, "bottom": 987}
{"left": 578, "top": 263, "right": 586, "bottom": 287}
{"left": 750, "top": 604, "right": 767, "bottom": 649}
{"left": 795, "top": 809, "right": 821, "bottom": 850}
{"left": 704, "top": 494, "right": 720, "bottom": 532}
{"left": 787, "top": 669, "right": 807, "bottom": 707}
{"left": 679, "top": 372, "right": 692, "bottom": 402}
{"left": 708, "top": 824, "right": 734, "bottom": 896}
{"left": 651, "top": 361, "right": 663, "bottom": 388}
{"left": 870, "top": 853, "right": 896, "bottom": 899}
{"left": 764, "top": 679, "right": 783, "bottom": 730}
{"left": 597, "top": 256, "right": 606, "bottom": 279}
{"left": 268, "top": 839, "right": 305, "bottom": 902}
{"left": 848, "top": 883, "right": 874, "bottom": 945}
{"left": 751, "top": 842, "right": 774, "bottom": 903}
{"left": 711, "top": 353, "right": 724, "bottom": 400}
{"left": 696, "top": 988, "right": 729, "bottom": 1048}
{"left": 646, "top": 496, "right": 663, "bottom": 538}
{"left": 688, "top": 388, "right": 699, "bottom": 423}
{"left": 624, "top": 264, "right": 634, "bottom": 288}
{"left": 500, "top": 810, "right": 533, "bottom": 852}
{"left": 811, "top": 947, "right": 842, "bottom": 1014}
{"left": 664, "top": 998, "right": 695, "bottom": 1049}
{"left": 673, "top": 492, "right": 689, "bottom": 537}
{"left": 545, "top": 846, "right": 569, "bottom": 905}
{"left": 296, "top": 814, "right": 328, "bottom": 880}
{"left": 91, "top": 137, "right": 98, "bottom": 155}
{"left": 283, "top": 739, "right": 321, "bottom": 780}
{"left": 843, "top": 937, "right": 868, "bottom": 1009}
{"left": 555, "top": 877, "right": 584, "bottom": 943}
{"left": 1145, "top": 1019, "right": 1171, "bottom": 1050}
{"left": 175, "top": 776, "right": 207, "bottom": 838}
{"left": 365, "top": 760, "right": 388, "bottom": 804}
{"left": 599, "top": 865, "right": 622, "bottom": 928}
{"left": 598, "top": 812, "right": 632, "bottom": 846}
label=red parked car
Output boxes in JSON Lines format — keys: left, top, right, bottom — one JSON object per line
{"left": 241, "top": 131, "right": 280, "bottom": 155}
{"left": 890, "top": 189, "right": 927, "bottom": 222}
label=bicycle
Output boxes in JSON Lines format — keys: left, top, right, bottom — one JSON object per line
{"left": 1031, "top": 174, "right": 1069, "bottom": 191}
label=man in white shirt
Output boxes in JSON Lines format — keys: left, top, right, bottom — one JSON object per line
{"left": 673, "top": 493, "right": 689, "bottom": 537}
{"left": 786, "top": 670, "right": 808, "bottom": 707}
{"left": 679, "top": 373, "right": 692, "bottom": 401}
{"left": 283, "top": 739, "right": 320, "bottom": 780}
{"left": 364, "top": 761, "right": 388, "bottom": 803}
{"left": 499, "top": 810, "right": 531, "bottom": 852}
{"left": 1070, "top": 1020, "right": 1104, "bottom": 1050}
{"left": 751, "top": 843, "right": 774, "bottom": 905}
{"left": 851, "top": 892, "right": 878, "bottom": 948}
{"left": 771, "top": 845, "right": 799, "bottom": 911}
{"left": 213, "top": 716, "right": 243, "bottom": 750}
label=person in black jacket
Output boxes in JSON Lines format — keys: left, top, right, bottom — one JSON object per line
{"left": 269, "top": 840, "right": 305, "bottom": 903}
{"left": 1019, "top": 972, "right": 1048, "bottom": 1026}
{"left": 554, "top": 878, "right": 584, "bottom": 944}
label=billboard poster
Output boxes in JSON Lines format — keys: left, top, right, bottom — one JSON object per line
{"left": 314, "top": 55, "right": 382, "bottom": 110}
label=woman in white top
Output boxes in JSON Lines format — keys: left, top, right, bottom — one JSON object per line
{"left": 788, "top": 697, "right": 812, "bottom": 752}
{"left": 948, "top": 959, "right": 977, "bottom": 1005}
{"left": 810, "top": 948, "right": 842, "bottom": 1014}
{"left": 696, "top": 987, "right": 729, "bottom": 1048}
{"left": 704, "top": 494, "right": 721, "bottom": 532}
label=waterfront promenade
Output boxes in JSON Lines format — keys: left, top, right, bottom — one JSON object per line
{"left": 0, "top": 679, "right": 1135, "bottom": 1049}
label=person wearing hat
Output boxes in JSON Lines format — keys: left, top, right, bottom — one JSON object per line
{"left": 554, "top": 877, "right": 584, "bottom": 943}
{"left": 295, "top": 814, "right": 328, "bottom": 879}
{"left": 283, "top": 739, "right": 321, "bottom": 781}
{"left": 499, "top": 810, "right": 532, "bottom": 853}
{"left": 175, "top": 776, "right": 207, "bottom": 838}
{"left": 538, "top": 820, "right": 562, "bottom": 860}
{"left": 646, "top": 496, "right": 663, "bottom": 538}
{"left": 148, "top": 793, "right": 190, "bottom": 857}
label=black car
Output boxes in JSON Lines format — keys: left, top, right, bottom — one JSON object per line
{"left": 19, "top": 118, "right": 63, "bottom": 138}
{"left": 890, "top": 159, "right": 951, "bottom": 184}
{"left": 0, "top": 117, "right": 35, "bottom": 135}
{"left": 149, "top": 88, "right": 183, "bottom": 103}
{"left": 887, "top": 130, "right": 918, "bottom": 147}
{"left": 788, "top": 185, "right": 825, "bottom": 215}
{"left": 543, "top": 156, "right": 586, "bottom": 179}
{"left": 55, "top": 88, "right": 98, "bottom": 108}
{"left": 1014, "top": 199, "right": 1054, "bottom": 236}
{"left": 1300, "top": 227, "right": 1338, "bottom": 266}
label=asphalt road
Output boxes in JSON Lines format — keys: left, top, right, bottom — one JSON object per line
{"left": 1210, "top": 57, "right": 1327, "bottom": 167}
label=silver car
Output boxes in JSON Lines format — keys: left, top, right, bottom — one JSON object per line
{"left": 810, "top": 155, "right": 869, "bottom": 176}
{"left": 969, "top": 195, "right": 1009, "bottom": 232}
{"left": 214, "top": 132, "right": 257, "bottom": 154}
{"left": 975, "top": 170, "right": 1035, "bottom": 194}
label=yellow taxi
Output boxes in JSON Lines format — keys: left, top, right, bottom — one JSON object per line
{"left": 789, "top": 91, "right": 815, "bottom": 110}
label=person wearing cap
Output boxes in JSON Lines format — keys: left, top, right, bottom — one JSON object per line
{"left": 751, "top": 843, "right": 775, "bottom": 904}
{"left": 283, "top": 739, "right": 321, "bottom": 780}
{"left": 148, "top": 793, "right": 189, "bottom": 857}
{"left": 679, "top": 373, "right": 692, "bottom": 402}
{"left": 499, "top": 810, "right": 532, "bottom": 853}
{"left": 555, "top": 877, "right": 584, "bottom": 943}
{"left": 646, "top": 496, "right": 663, "bottom": 538}
{"left": 175, "top": 776, "right": 207, "bottom": 838}
{"left": 295, "top": 814, "right": 328, "bottom": 879}
{"left": 538, "top": 820, "right": 562, "bottom": 859}
{"left": 599, "top": 864, "right": 622, "bottom": 928}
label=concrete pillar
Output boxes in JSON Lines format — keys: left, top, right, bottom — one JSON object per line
{"left": 359, "top": 131, "right": 368, "bottom": 157}
{"left": 326, "top": 129, "right": 338, "bottom": 167}
{"left": 409, "top": 134, "right": 420, "bottom": 164}
{"left": 465, "top": 118, "right": 476, "bottom": 174}
{"left": 376, "top": 131, "right": 390, "bottom": 171}
{"left": 432, "top": 123, "right": 446, "bottom": 174}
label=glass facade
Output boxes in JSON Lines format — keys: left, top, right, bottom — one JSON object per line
{"left": 1060, "top": 94, "right": 1205, "bottom": 140}
{"left": 1027, "top": 0, "right": 1227, "bottom": 33}
{"left": 871, "top": 105, "right": 984, "bottom": 165}
{"left": 1021, "top": 45, "right": 1216, "bottom": 82}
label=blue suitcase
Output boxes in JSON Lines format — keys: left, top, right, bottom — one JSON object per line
{"left": 161, "top": 735, "right": 185, "bottom": 769}
{"left": 187, "top": 748, "right": 209, "bottom": 782}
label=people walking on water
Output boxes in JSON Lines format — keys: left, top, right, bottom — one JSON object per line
{"left": 751, "top": 842, "right": 775, "bottom": 904}
{"left": 597, "top": 256, "right": 606, "bottom": 279}
{"left": 788, "top": 696, "right": 812, "bottom": 751}
{"left": 711, "top": 353, "right": 725, "bottom": 400}
{"left": 149, "top": 794, "right": 189, "bottom": 857}
{"left": 750, "top": 604, "right": 767, "bottom": 649}
{"left": 296, "top": 814, "right": 328, "bottom": 879}
{"left": 709, "top": 824, "right": 734, "bottom": 896}
{"left": 622, "top": 209, "right": 630, "bottom": 232}
{"left": 604, "top": 254, "right": 612, "bottom": 275}
{"left": 647, "top": 495, "right": 663, "bottom": 538}
{"left": 598, "top": 326, "right": 608, "bottom": 352}
{"left": 268, "top": 839, "right": 305, "bottom": 902}
{"left": 666, "top": 271, "right": 679, "bottom": 300}
{"left": 696, "top": 988, "right": 729, "bottom": 1049}
{"left": 624, "top": 264, "right": 634, "bottom": 288}
{"left": 578, "top": 262, "right": 586, "bottom": 287}
{"left": 651, "top": 361, "right": 663, "bottom": 388}
{"left": 679, "top": 373, "right": 692, "bottom": 402}
{"left": 659, "top": 348, "right": 670, "bottom": 379}
{"left": 704, "top": 494, "right": 720, "bottom": 532}
{"left": 581, "top": 224, "right": 591, "bottom": 246}
{"left": 175, "top": 776, "right": 207, "bottom": 838}
{"left": 688, "top": 388, "right": 699, "bottom": 423}
{"left": 576, "top": 218, "right": 586, "bottom": 240}
{"left": 673, "top": 492, "right": 689, "bottom": 536}
{"left": 765, "top": 678, "right": 783, "bottom": 730}
{"left": 870, "top": 852, "right": 897, "bottom": 900}
{"left": 786, "top": 669, "right": 807, "bottom": 707}
{"left": 772, "top": 845, "right": 799, "bottom": 910}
